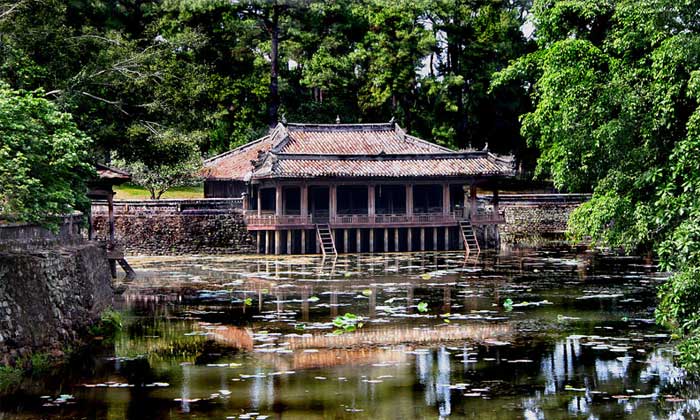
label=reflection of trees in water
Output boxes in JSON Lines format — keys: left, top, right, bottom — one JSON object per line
{"left": 106, "top": 251, "right": 684, "bottom": 418}
{"left": 115, "top": 317, "right": 207, "bottom": 363}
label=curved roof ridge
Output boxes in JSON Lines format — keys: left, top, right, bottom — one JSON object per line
{"left": 402, "top": 133, "right": 453, "bottom": 153}
{"left": 286, "top": 123, "right": 394, "bottom": 131}
{"left": 204, "top": 134, "right": 271, "bottom": 165}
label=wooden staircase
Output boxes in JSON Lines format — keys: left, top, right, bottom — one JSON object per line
{"left": 316, "top": 224, "right": 337, "bottom": 256}
{"left": 459, "top": 220, "right": 480, "bottom": 255}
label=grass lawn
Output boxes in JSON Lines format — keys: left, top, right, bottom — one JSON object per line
{"left": 114, "top": 183, "right": 204, "bottom": 200}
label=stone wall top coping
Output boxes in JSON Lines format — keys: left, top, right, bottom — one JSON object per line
{"left": 497, "top": 193, "right": 591, "bottom": 204}
{"left": 92, "top": 198, "right": 243, "bottom": 206}
{"left": 0, "top": 213, "right": 84, "bottom": 247}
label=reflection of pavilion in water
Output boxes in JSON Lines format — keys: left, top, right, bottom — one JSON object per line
{"left": 119, "top": 252, "right": 678, "bottom": 418}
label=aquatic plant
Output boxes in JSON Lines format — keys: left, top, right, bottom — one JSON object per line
{"left": 332, "top": 313, "right": 364, "bottom": 334}
{"left": 417, "top": 302, "right": 429, "bottom": 313}
{"left": 503, "top": 298, "right": 513, "bottom": 311}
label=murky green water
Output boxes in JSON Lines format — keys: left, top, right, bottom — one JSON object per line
{"left": 2, "top": 247, "right": 699, "bottom": 419}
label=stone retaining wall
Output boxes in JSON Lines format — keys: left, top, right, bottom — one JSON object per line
{"left": 90, "top": 195, "right": 588, "bottom": 254}
{"left": 91, "top": 199, "right": 254, "bottom": 255}
{"left": 499, "top": 195, "right": 587, "bottom": 243}
{"left": 0, "top": 218, "right": 113, "bottom": 364}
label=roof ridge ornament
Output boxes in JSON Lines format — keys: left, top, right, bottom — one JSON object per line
{"left": 335, "top": 115, "right": 341, "bottom": 124}
{"left": 280, "top": 113, "right": 287, "bottom": 125}
{"left": 483, "top": 142, "right": 489, "bottom": 152}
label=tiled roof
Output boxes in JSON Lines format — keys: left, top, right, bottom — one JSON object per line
{"left": 204, "top": 122, "right": 515, "bottom": 180}
{"left": 256, "top": 154, "right": 513, "bottom": 179}
{"left": 95, "top": 163, "right": 130, "bottom": 181}
{"left": 280, "top": 124, "right": 450, "bottom": 155}
{"left": 203, "top": 135, "right": 274, "bottom": 180}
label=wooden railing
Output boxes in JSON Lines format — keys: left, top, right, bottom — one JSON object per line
{"left": 244, "top": 210, "right": 506, "bottom": 229}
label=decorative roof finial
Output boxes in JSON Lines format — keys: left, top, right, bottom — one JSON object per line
{"left": 389, "top": 116, "right": 395, "bottom": 125}
{"left": 280, "top": 113, "right": 287, "bottom": 125}
{"left": 335, "top": 115, "right": 341, "bottom": 124}
{"left": 483, "top": 142, "right": 489, "bottom": 151}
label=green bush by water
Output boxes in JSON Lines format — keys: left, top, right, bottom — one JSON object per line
{"left": 657, "top": 268, "right": 700, "bottom": 370}
{"left": 0, "top": 366, "right": 22, "bottom": 390}
{"left": 89, "top": 309, "right": 124, "bottom": 340}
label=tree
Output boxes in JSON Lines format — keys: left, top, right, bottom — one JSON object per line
{"left": 493, "top": 0, "right": 700, "bottom": 369}
{"left": 422, "top": 0, "right": 533, "bottom": 153}
{"left": 111, "top": 128, "right": 203, "bottom": 200}
{"left": 0, "top": 83, "right": 93, "bottom": 226}
{"left": 350, "top": 0, "right": 435, "bottom": 131}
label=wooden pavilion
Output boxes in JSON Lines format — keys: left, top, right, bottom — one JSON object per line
{"left": 203, "top": 121, "right": 516, "bottom": 255}
{"left": 87, "top": 163, "right": 135, "bottom": 278}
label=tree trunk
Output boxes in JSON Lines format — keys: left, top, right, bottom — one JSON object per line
{"left": 268, "top": 6, "right": 280, "bottom": 127}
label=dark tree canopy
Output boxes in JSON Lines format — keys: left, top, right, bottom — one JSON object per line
{"left": 0, "top": 0, "right": 532, "bottom": 161}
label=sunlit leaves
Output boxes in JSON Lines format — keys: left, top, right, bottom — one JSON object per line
{"left": 498, "top": 0, "right": 700, "bottom": 369}
{"left": 0, "top": 83, "right": 93, "bottom": 226}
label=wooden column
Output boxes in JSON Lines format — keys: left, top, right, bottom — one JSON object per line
{"left": 420, "top": 228, "right": 426, "bottom": 251}
{"left": 265, "top": 231, "right": 270, "bottom": 254}
{"left": 356, "top": 229, "right": 361, "bottom": 253}
{"left": 433, "top": 228, "right": 438, "bottom": 251}
{"left": 287, "top": 230, "right": 292, "bottom": 254}
{"left": 329, "top": 185, "right": 337, "bottom": 219}
{"left": 275, "top": 185, "right": 283, "bottom": 216}
{"left": 301, "top": 230, "right": 306, "bottom": 254}
{"left": 274, "top": 230, "right": 281, "bottom": 255}
{"left": 394, "top": 229, "right": 400, "bottom": 252}
{"left": 242, "top": 193, "right": 249, "bottom": 212}
{"left": 368, "top": 185, "right": 375, "bottom": 217}
{"left": 444, "top": 227, "right": 449, "bottom": 250}
{"left": 406, "top": 184, "right": 414, "bottom": 216}
{"left": 384, "top": 228, "right": 389, "bottom": 252}
{"left": 343, "top": 229, "right": 349, "bottom": 253}
{"left": 256, "top": 231, "right": 261, "bottom": 253}
{"left": 493, "top": 189, "right": 500, "bottom": 216}
{"left": 469, "top": 184, "right": 477, "bottom": 220}
{"left": 301, "top": 184, "right": 308, "bottom": 219}
{"left": 257, "top": 187, "right": 262, "bottom": 216}
{"left": 369, "top": 229, "right": 375, "bottom": 253}
{"left": 107, "top": 192, "right": 115, "bottom": 243}
{"left": 442, "top": 183, "right": 450, "bottom": 215}
{"left": 407, "top": 228, "right": 412, "bottom": 252}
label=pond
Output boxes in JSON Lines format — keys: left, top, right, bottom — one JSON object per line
{"left": 2, "top": 247, "right": 699, "bottom": 419}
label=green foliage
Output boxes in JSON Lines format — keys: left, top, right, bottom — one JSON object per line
{"left": 494, "top": 0, "right": 700, "bottom": 369}
{"left": 28, "top": 353, "right": 52, "bottom": 376}
{"left": 111, "top": 129, "right": 203, "bottom": 199}
{"left": 90, "top": 309, "right": 124, "bottom": 340}
{"left": 0, "top": 0, "right": 532, "bottom": 165}
{"left": 0, "top": 365, "right": 22, "bottom": 390}
{"left": 332, "top": 312, "right": 364, "bottom": 334}
{"left": 656, "top": 269, "right": 700, "bottom": 336}
{"left": 417, "top": 302, "right": 429, "bottom": 313}
{"left": 0, "top": 83, "right": 93, "bottom": 226}
{"left": 503, "top": 298, "right": 514, "bottom": 311}
{"left": 676, "top": 334, "right": 700, "bottom": 372}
